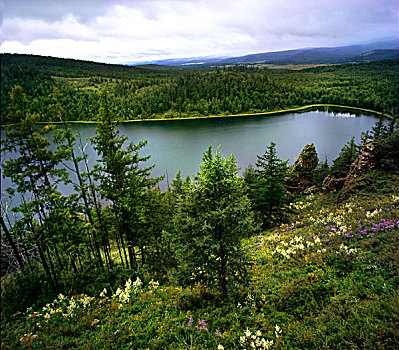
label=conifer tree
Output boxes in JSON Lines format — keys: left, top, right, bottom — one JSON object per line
{"left": 248, "top": 142, "right": 288, "bottom": 229}
{"left": 1, "top": 86, "right": 71, "bottom": 291}
{"left": 91, "top": 89, "right": 159, "bottom": 269}
{"left": 50, "top": 91, "right": 107, "bottom": 268}
{"left": 330, "top": 137, "right": 360, "bottom": 178}
{"left": 173, "top": 146, "right": 255, "bottom": 296}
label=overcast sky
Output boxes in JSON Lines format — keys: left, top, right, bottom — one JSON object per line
{"left": 1, "top": 0, "right": 398, "bottom": 64}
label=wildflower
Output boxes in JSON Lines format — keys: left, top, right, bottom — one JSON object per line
{"left": 275, "top": 324, "right": 282, "bottom": 338}
{"left": 218, "top": 345, "right": 224, "bottom": 350}
{"left": 149, "top": 280, "right": 159, "bottom": 290}
{"left": 186, "top": 316, "right": 194, "bottom": 327}
{"left": 264, "top": 339, "right": 274, "bottom": 349}
{"left": 132, "top": 277, "right": 143, "bottom": 292}
{"left": 100, "top": 288, "right": 107, "bottom": 297}
{"left": 216, "top": 329, "right": 221, "bottom": 336}
{"left": 196, "top": 319, "right": 208, "bottom": 331}
{"left": 240, "top": 336, "right": 246, "bottom": 345}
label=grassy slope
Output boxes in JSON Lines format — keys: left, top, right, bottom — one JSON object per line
{"left": 2, "top": 170, "right": 399, "bottom": 349}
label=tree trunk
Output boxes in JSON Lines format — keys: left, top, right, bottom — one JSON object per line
{"left": 1, "top": 217, "right": 25, "bottom": 270}
{"left": 37, "top": 243, "right": 57, "bottom": 293}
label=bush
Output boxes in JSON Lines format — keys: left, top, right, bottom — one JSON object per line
{"left": 1, "top": 264, "right": 56, "bottom": 320}
{"left": 374, "top": 130, "right": 399, "bottom": 170}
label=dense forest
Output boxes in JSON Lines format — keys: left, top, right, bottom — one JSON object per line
{"left": 1, "top": 54, "right": 398, "bottom": 125}
{"left": 1, "top": 55, "right": 399, "bottom": 349}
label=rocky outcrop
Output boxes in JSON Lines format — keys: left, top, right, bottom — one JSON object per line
{"left": 303, "top": 185, "right": 319, "bottom": 195}
{"left": 286, "top": 143, "right": 319, "bottom": 192}
{"left": 321, "top": 174, "right": 346, "bottom": 192}
{"left": 345, "top": 140, "right": 375, "bottom": 178}
{"left": 338, "top": 140, "right": 375, "bottom": 202}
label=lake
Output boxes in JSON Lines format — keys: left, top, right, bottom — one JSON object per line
{"left": 71, "top": 110, "right": 379, "bottom": 180}
{"left": 1, "top": 110, "right": 380, "bottom": 209}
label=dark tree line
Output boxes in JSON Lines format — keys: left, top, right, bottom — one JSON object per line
{"left": 2, "top": 55, "right": 398, "bottom": 125}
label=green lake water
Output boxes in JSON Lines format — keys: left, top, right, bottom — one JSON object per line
{"left": 71, "top": 110, "right": 379, "bottom": 180}
{"left": 1, "top": 110, "right": 380, "bottom": 209}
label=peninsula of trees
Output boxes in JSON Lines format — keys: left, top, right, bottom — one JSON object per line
{"left": 1, "top": 54, "right": 398, "bottom": 125}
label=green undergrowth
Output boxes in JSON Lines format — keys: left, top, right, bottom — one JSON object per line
{"left": 2, "top": 171, "right": 399, "bottom": 349}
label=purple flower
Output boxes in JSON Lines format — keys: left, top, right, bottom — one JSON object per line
{"left": 186, "top": 316, "right": 194, "bottom": 327}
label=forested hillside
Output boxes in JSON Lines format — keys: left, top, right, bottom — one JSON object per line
{"left": 1, "top": 54, "right": 399, "bottom": 349}
{"left": 1, "top": 54, "right": 398, "bottom": 124}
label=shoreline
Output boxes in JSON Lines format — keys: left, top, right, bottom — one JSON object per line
{"left": 1, "top": 104, "right": 394, "bottom": 127}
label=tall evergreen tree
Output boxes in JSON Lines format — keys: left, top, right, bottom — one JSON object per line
{"left": 91, "top": 89, "right": 159, "bottom": 269}
{"left": 330, "top": 137, "right": 360, "bottom": 178}
{"left": 1, "top": 86, "right": 71, "bottom": 291}
{"left": 173, "top": 146, "right": 255, "bottom": 296}
{"left": 247, "top": 142, "right": 288, "bottom": 229}
{"left": 50, "top": 91, "right": 108, "bottom": 269}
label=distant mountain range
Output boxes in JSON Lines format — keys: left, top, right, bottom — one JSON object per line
{"left": 134, "top": 39, "right": 399, "bottom": 67}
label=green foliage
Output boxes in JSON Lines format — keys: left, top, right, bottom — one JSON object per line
{"left": 374, "top": 129, "right": 399, "bottom": 170}
{"left": 2, "top": 169, "right": 398, "bottom": 349}
{"left": 2, "top": 55, "right": 398, "bottom": 124}
{"left": 172, "top": 146, "right": 255, "bottom": 296}
{"left": 0, "top": 86, "right": 79, "bottom": 292}
{"left": 1, "top": 57, "right": 399, "bottom": 349}
{"left": 1, "top": 265, "right": 56, "bottom": 320}
{"left": 329, "top": 136, "right": 361, "bottom": 178}
{"left": 246, "top": 142, "right": 289, "bottom": 229}
{"left": 91, "top": 89, "right": 160, "bottom": 270}
{"left": 314, "top": 157, "right": 330, "bottom": 186}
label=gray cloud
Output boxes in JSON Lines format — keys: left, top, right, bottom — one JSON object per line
{"left": 2, "top": 0, "right": 112, "bottom": 22}
{"left": 1, "top": 0, "right": 398, "bottom": 64}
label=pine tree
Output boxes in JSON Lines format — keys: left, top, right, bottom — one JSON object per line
{"left": 330, "top": 137, "right": 360, "bottom": 178}
{"left": 50, "top": 90, "right": 107, "bottom": 269}
{"left": 248, "top": 142, "right": 288, "bottom": 229}
{"left": 1, "top": 86, "right": 71, "bottom": 292}
{"left": 173, "top": 146, "right": 255, "bottom": 296}
{"left": 91, "top": 89, "right": 159, "bottom": 269}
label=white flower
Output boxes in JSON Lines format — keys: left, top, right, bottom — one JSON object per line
{"left": 217, "top": 345, "right": 224, "bottom": 350}
{"left": 245, "top": 328, "right": 252, "bottom": 337}
{"left": 275, "top": 324, "right": 282, "bottom": 338}
{"left": 240, "top": 336, "right": 246, "bottom": 346}
{"left": 264, "top": 339, "right": 274, "bottom": 349}
{"left": 149, "top": 280, "right": 159, "bottom": 289}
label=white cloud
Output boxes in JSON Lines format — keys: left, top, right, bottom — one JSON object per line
{"left": 1, "top": 0, "right": 398, "bottom": 63}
